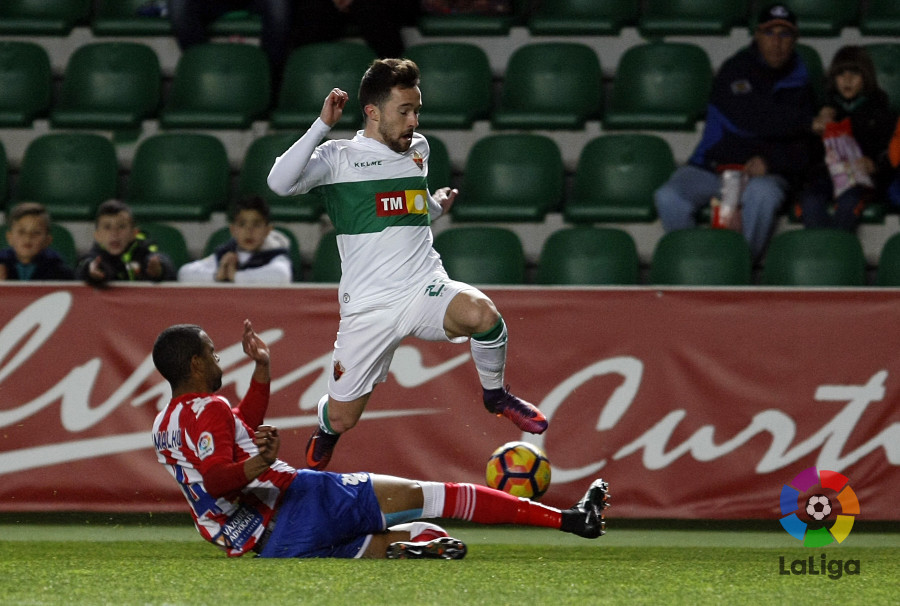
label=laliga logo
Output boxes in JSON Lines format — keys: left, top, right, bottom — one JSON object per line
{"left": 779, "top": 466, "right": 860, "bottom": 547}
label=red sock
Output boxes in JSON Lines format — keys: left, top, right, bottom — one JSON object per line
{"left": 441, "top": 483, "right": 561, "bottom": 529}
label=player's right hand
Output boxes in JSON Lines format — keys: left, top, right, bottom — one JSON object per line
{"left": 321, "top": 88, "right": 349, "bottom": 127}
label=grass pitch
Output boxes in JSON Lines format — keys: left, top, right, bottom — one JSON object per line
{"left": 0, "top": 517, "right": 897, "bottom": 606}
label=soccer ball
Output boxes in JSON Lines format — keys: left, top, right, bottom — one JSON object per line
{"left": 485, "top": 441, "right": 551, "bottom": 500}
{"left": 806, "top": 495, "right": 832, "bottom": 521}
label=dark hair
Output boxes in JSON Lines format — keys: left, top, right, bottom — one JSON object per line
{"left": 229, "top": 195, "right": 271, "bottom": 223}
{"left": 358, "top": 58, "right": 420, "bottom": 118}
{"left": 9, "top": 201, "right": 50, "bottom": 228}
{"left": 828, "top": 46, "right": 879, "bottom": 96}
{"left": 95, "top": 199, "right": 134, "bottom": 227}
{"left": 152, "top": 324, "right": 204, "bottom": 387}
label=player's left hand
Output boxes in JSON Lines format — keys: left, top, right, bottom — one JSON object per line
{"left": 146, "top": 254, "right": 163, "bottom": 279}
{"left": 433, "top": 187, "right": 458, "bottom": 214}
{"left": 242, "top": 319, "right": 270, "bottom": 366}
{"left": 254, "top": 424, "right": 280, "bottom": 463}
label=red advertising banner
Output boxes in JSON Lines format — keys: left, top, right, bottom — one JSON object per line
{"left": 0, "top": 284, "right": 897, "bottom": 520}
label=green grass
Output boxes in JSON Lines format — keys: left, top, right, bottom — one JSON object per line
{"left": 1, "top": 520, "right": 897, "bottom": 606}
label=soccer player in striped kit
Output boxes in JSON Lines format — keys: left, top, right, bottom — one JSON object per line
{"left": 151, "top": 320, "right": 609, "bottom": 559}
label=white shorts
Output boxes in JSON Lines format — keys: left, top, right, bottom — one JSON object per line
{"left": 329, "top": 271, "right": 475, "bottom": 401}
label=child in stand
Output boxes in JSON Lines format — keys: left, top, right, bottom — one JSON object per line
{"left": 0, "top": 202, "right": 74, "bottom": 281}
{"left": 177, "top": 195, "right": 293, "bottom": 284}
{"left": 76, "top": 199, "right": 176, "bottom": 286}
{"left": 799, "top": 45, "right": 897, "bottom": 231}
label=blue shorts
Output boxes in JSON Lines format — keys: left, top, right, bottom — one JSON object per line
{"left": 257, "top": 470, "right": 385, "bottom": 558}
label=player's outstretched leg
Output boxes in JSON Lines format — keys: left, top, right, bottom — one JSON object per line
{"left": 560, "top": 478, "right": 611, "bottom": 539}
{"left": 386, "top": 536, "right": 468, "bottom": 560}
{"left": 483, "top": 386, "right": 548, "bottom": 434}
{"left": 305, "top": 394, "right": 340, "bottom": 470}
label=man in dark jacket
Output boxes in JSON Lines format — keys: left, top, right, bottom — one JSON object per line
{"left": 654, "top": 3, "right": 817, "bottom": 260}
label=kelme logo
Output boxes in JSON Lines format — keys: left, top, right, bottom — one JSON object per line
{"left": 779, "top": 466, "right": 860, "bottom": 547}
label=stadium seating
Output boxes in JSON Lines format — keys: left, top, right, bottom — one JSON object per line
{"left": 0, "top": 140, "right": 7, "bottom": 209}
{"left": 492, "top": 42, "right": 602, "bottom": 130}
{"left": 527, "top": 0, "right": 638, "bottom": 36}
{"left": 207, "top": 9, "right": 262, "bottom": 37}
{"left": 92, "top": 0, "right": 172, "bottom": 36}
{"left": 453, "top": 134, "right": 563, "bottom": 222}
{"left": 564, "top": 134, "right": 675, "bottom": 223}
{"left": 649, "top": 228, "right": 752, "bottom": 286}
{"left": 604, "top": 42, "right": 713, "bottom": 131}
{"left": 859, "top": 0, "right": 900, "bottom": 36}
{"left": 311, "top": 230, "right": 341, "bottom": 283}
{"left": 424, "top": 135, "right": 452, "bottom": 191}
{"left": 160, "top": 43, "right": 270, "bottom": 129}
{"left": 0, "top": 41, "right": 52, "bottom": 127}
{"left": 15, "top": 133, "right": 119, "bottom": 222}
{"left": 270, "top": 42, "right": 376, "bottom": 131}
{"left": 535, "top": 227, "right": 640, "bottom": 285}
{"left": 404, "top": 43, "right": 492, "bottom": 129}
{"left": 433, "top": 227, "right": 526, "bottom": 285}
{"left": 238, "top": 133, "right": 324, "bottom": 223}
{"left": 140, "top": 222, "right": 192, "bottom": 271}
{"left": 760, "top": 229, "right": 867, "bottom": 287}
{"left": 776, "top": 0, "right": 858, "bottom": 37}
{"left": 417, "top": 0, "right": 528, "bottom": 36}
{"left": 864, "top": 43, "right": 900, "bottom": 114}
{"left": 876, "top": 232, "right": 900, "bottom": 286}
{"left": 638, "top": 0, "right": 748, "bottom": 37}
{"left": 51, "top": 42, "right": 161, "bottom": 130}
{"left": 0, "top": 0, "right": 91, "bottom": 35}
{"left": 125, "top": 133, "right": 230, "bottom": 221}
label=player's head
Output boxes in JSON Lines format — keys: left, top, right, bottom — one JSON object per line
{"left": 153, "top": 324, "right": 222, "bottom": 392}
{"left": 359, "top": 58, "right": 421, "bottom": 153}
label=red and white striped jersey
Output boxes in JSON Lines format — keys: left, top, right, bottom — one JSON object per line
{"left": 152, "top": 380, "right": 296, "bottom": 557}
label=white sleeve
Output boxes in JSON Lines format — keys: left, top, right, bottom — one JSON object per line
{"left": 176, "top": 255, "right": 218, "bottom": 283}
{"left": 267, "top": 118, "right": 334, "bottom": 196}
{"left": 427, "top": 192, "right": 445, "bottom": 221}
{"left": 232, "top": 254, "right": 293, "bottom": 285}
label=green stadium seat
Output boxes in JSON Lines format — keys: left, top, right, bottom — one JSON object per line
{"left": 418, "top": 0, "right": 528, "bottom": 36}
{"left": 270, "top": 42, "right": 375, "bottom": 131}
{"left": 864, "top": 44, "right": 900, "bottom": 114}
{"left": 433, "top": 227, "right": 526, "bottom": 285}
{"left": 454, "top": 134, "right": 563, "bottom": 222}
{"left": 160, "top": 43, "right": 270, "bottom": 129}
{"left": 0, "top": 0, "right": 91, "bottom": 35}
{"left": 536, "top": 227, "right": 640, "bottom": 285}
{"left": 877, "top": 232, "right": 900, "bottom": 286}
{"left": 0, "top": 41, "right": 52, "bottom": 127}
{"left": 771, "top": 0, "right": 857, "bottom": 37}
{"left": 404, "top": 43, "right": 492, "bottom": 129}
{"left": 649, "top": 228, "right": 752, "bottom": 286}
{"left": 311, "top": 230, "right": 341, "bottom": 283}
{"left": 860, "top": 0, "right": 900, "bottom": 36}
{"left": 761, "top": 229, "right": 867, "bottom": 286}
{"left": 639, "top": 0, "right": 748, "bottom": 37}
{"left": 492, "top": 42, "right": 602, "bottom": 130}
{"left": 15, "top": 133, "right": 119, "bottom": 222}
{"left": 238, "top": 133, "right": 324, "bottom": 223}
{"left": 424, "top": 135, "right": 452, "bottom": 191}
{"left": 0, "top": 140, "right": 7, "bottom": 209}
{"left": 139, "top": 222, "right": 192, "bottom": 271}
{"left": 207, "top": 10, "right": 262, "bottom": 36}
{"left": 92, "top": 0, "right": 173, "bottom": 36}
{"left": 564, "top": 134, "right": 675, "bottom": 223}
{"left": 604, "top": 42, "right": 713, "bottom": 131}
{"left": 528, "top": 0, "right": 638, "bottom": 36}
{"left": 125, "top": 133, "right": 230, "bottom": 221}
{"left": 51, "top": 42, "right": 161, "bottom": 130}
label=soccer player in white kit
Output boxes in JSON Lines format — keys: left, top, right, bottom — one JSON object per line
{"left": 267, "top": 58, "right": 547, "bottom": 469}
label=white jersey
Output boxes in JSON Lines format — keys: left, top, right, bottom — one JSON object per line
{"left": 268, "top": 119, "right": 447, "bottom": 314}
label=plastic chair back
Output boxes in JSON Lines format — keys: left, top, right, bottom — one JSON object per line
{"left": 0, "top": 41, "right": 52, "bottom": 126}
{"left": 639, "top": 0, "right": 748, "bottom": 36}
{"left": 877, "top": 232, "right": 900, "bottom": 286}
{"left": 649, "top": 228, "right": 752, "bottom": 285}
{"left": 312, "top": 230, "right": 341, "bottom": 283}
{"left": 528, "top": 0, "right": 638, "bottom": 35}
{"left": 536, "top": 227, "right": 640, "bottom": 285}
{"left": 761, "top": 229, "right": 867, "bottom": 286}
{"left": 0, "top": 0, "right": 91, "bottom": 35}
{"left": 140, "top": 222, "right": 192, "bottom": 270}
{"left": 434, "top": 227, "right": 526, "bottom": 285}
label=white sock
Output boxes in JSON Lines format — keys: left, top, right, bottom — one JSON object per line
{"left": 470, "top": 319, "right": 507, "bottom": 391}
{"left": 418, "top": 481, "right": 446, "bottom": 518}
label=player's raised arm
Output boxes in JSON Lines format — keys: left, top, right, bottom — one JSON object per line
{"left": 321, "top": 88, "right": 349, "bottom": 127}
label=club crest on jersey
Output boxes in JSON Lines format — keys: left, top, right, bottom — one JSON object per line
{"left": 197, "top": 431, "right": 214, "bottom": 460}
{"left": 334, "top": 360, "right": 346, "bottom": 381}
{"left": 412, "top": 150, "right": 424, "bottom": 170}
{"left": 376, "top": 190, "right": 428, "bottom": 216}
